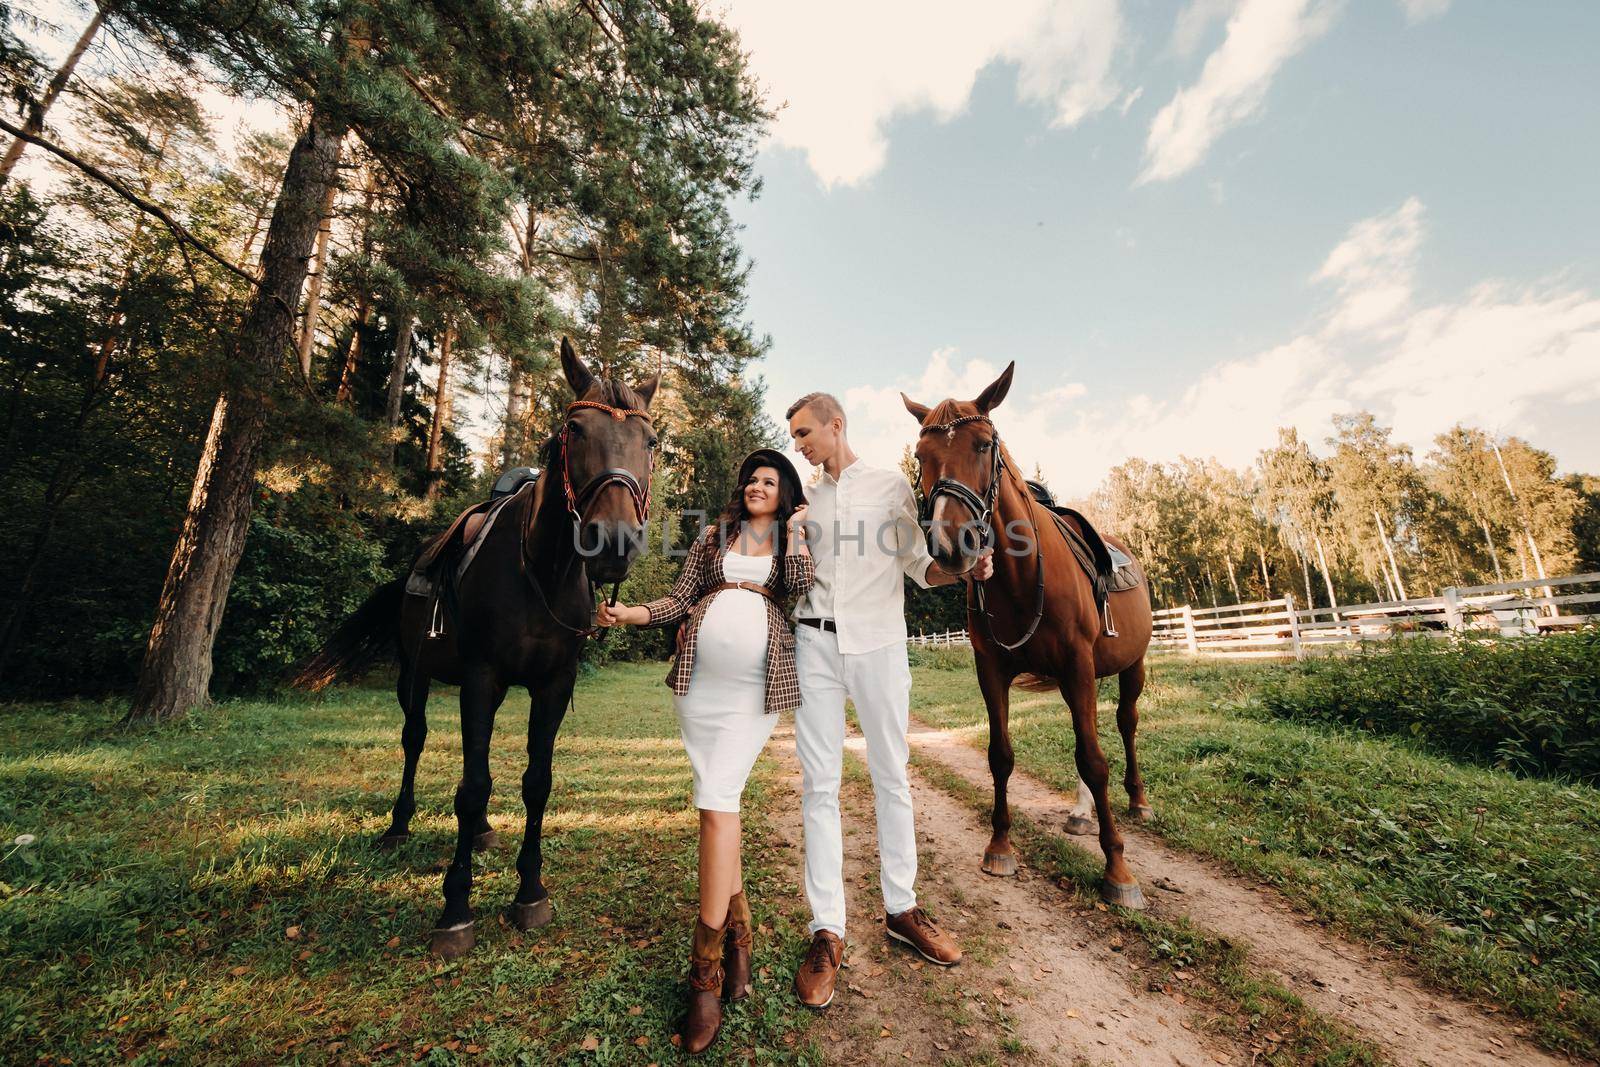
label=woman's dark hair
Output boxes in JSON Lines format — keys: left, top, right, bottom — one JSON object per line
{"left": 714, "top": 464, "right": 799, "bottom": 599}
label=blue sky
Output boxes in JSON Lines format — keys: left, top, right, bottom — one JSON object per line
{"left": 723, "top": 0, "right": 1600, "bottom": 495}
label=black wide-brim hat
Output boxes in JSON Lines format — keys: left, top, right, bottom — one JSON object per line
{"left": 737, "top": 447, "right": 807, "bottom": 508}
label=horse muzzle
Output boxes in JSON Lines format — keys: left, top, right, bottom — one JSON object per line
{"left": 575, "top": 520, "right": 647, "bottom": 582}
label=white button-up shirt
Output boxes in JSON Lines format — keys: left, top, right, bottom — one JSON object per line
{"left": 793, "top": 457, "right": 936, "bottom": 654}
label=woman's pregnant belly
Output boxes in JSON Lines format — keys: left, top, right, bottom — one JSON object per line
{"left": 692, "top": 589, "right": 768, "bottom": 684}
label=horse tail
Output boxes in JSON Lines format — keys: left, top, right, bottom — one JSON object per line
{"left": 1011, "top": 672, "right": 1058, "bottom": 693}
{"left": 286, "top": 578, "right": 405, "bottom": 691}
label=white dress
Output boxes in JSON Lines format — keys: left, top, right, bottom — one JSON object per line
{"left": 674, "top": 550, "right": 780, "bottom": 812}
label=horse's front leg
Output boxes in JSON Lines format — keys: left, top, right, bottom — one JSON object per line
{"left": 1061, "top": 657, "right": 1145, "bottom": 910}
{"left": 509, "top": 666, "right": 576, "bottom": 931}
{"left": 976, "top": 657, "right": 1019, "bottom": 876}
{"left": 429, "top": 664, "right": 508, "bottom": 958}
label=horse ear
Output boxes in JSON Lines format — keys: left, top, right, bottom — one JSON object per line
{"left": 974, "top": 361, "right": 1014, "bottom": 414}
{"left": 632, "top": 371, "right": 660, "bottom": 408}
{"left": 560, "top": 336, "right": 593, "bottom": 398}
{"left": 901, "top": 392, "right": 931, "bottom": 423}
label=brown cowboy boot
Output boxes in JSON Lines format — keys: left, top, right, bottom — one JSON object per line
{"left": 792, "top": 929, "right": 845, "bottom": 1008}
{"left": 683, "top": 916, "right": 727, "bottom": 1054}
{"left": 723, "top": 890, "right": 754, "bottom": 1002}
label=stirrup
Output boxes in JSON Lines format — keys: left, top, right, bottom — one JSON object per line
{"left": 1101, "top": 598, "right": 1118, "bottom": 638}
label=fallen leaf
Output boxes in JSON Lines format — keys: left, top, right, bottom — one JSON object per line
{"left": 628, "top": 1005, "right": 643, "bottom": 1016}
{"left": 229, "top": 965, "right": 249, "bottom": 976}
{"left": 580, "top": 1035, "right": 600, "bottom": 1052}
{"left": 633, "top": 1036, "right": 649, "bottom": 1047}
{"left": 878, "top": 1027, "right": 891, "bottom": 1038}
{"left": 386, "top": 936, "right": 401, "bottom": 949}
{"left": 285, "top": 926, "right": 302, "bottom": 940}
{"left": 1066, "top": 1009, "right": 1079, "bottom": 1019}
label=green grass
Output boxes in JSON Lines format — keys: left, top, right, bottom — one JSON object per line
{"left": 1258, "top": 629, "right": 1600, "bottom": 781}
{"left": 0, "top": 665, "right": 822, "bottom": 1065}
{"left": 906, "top": 651, "right": 1600, "bottom": 1060}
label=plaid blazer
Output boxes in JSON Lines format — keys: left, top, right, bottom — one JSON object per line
{"left": 642, "top": 526, "right": 816, "bottom": 713}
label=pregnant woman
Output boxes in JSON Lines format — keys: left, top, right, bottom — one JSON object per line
{"left": 596, "top": 447, "right": 813, "bottom": 1054}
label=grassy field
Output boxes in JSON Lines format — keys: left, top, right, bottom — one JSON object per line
{"left": 0, "top": 665, "right": 821, "bottom": 1065}
{"left": 906, "top": 648, "right": 1600, "bottom": 1059}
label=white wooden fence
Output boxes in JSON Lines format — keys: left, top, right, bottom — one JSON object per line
{"left": 909, "top": 572, "right": 1600, "bottom": 659}
{"left": 1149, "top": 571, "right": 1600, "bottom": 660}
{"left": 908, "top": 629, "right": 971, "bottom": 649}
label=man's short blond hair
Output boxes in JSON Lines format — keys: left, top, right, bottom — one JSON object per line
{"left": 786, "top": 391, "right": 846, "bottom": 428}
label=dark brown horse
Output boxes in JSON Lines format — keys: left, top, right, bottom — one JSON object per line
{"left": 292, "top": 337, "right": 658, "bottom": 955}
{"left": 903, "top": 362, "right": 1154, "bottom": 908}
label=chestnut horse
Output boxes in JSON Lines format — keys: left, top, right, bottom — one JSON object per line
{"left": 292, "top": 337, "right": 658, "bottom": 955}
{"left": 903, "top": 362, "right": 1155, "bottom": 908}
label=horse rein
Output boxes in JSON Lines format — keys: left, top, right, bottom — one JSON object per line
{"left": 917, "top": 414, "right": 1047, "bottom": 651}
{"left": 523, "top": 399, "right": 656, "bottom": 639}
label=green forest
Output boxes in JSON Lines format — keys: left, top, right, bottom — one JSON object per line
{"left": 0, "top": 0, "right": 782, "bottom": 707}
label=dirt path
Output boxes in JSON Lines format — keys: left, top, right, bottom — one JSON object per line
{"left": 903, "top": 718, "right": 1573, "bottom": 1067}
{"left": 764, "top": 723, "right": 1234, "bottom": 1066}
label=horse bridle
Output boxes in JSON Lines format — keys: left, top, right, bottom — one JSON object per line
{"left": 559, "top": 399, "right": 654, "bottom": 526}
{"left": 523, "top": 398, "right": 655, "bottom": 639}
{"left": 917, "top": 413, "right": 1046, "bottom": 651}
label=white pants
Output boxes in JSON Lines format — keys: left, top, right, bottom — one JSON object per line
{"left": 793, "top": 624, "right": 917, "bottom": 936}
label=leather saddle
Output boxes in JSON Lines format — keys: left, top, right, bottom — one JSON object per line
{"left": 406, "top": 467, "right": 542, "bottom": 601}
{"left": 1023, "top": 479, "right": 1146, "bottom": 634}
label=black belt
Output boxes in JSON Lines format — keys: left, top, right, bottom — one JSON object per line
{"left": 797, "top": 617, "right": 837, "bottom": 633}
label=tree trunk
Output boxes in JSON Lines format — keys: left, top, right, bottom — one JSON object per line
{"left": 296, "top": 177, "right": 340, "bottom": 382}
{"left": 1256, "top": 537, "right": 1272, "bottom": 597}
{"left": 335, "top": 290, "right": 370, "bottom": 403}
{"left": 424, "top": 323, "right": 454, "bottom": 500}
{"left": 1299, "top": 548, "right": 1313, "bottom": 608}
{"left": 1313, "top": 532, "right": 1338, "bottom": 609}
{"left": 1223, "top": 555, "right": 1241, "bottom": 603}
{"left": 127, "top": 110, "right": 344, "bottom": 722}
{"left": 0, "top": 6, "right": 105, "bottom": 185}
{"left": 1479, "top": 516, "right": 1504, "bottom": 583}
{"left": 385, "top": 310, "right": 415, "bottom": 451}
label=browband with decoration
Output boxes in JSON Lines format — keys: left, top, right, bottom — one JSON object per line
{"left": 918, "top": 413, "right": 992, "bottom": 440}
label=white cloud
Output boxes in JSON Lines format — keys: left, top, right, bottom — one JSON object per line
{"left": 1314, "top": 195, "right": 1423, "bottom": 335}
{"left": 1170, "top": 0, "right": 1236, "bottom": 59}
{"left": 1139, "top": 0, "right": 1341, "bottom": 184}
{"left": 720, "top": 0, "right": 1125, "bottom": 188}
{"left": 768, "top": 198, "right": 1600, "bottom": 497}
{"left": 1399, "top": 0, "right": 1451, "bottom": 24}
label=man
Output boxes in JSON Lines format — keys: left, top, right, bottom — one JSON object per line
{"left": 785, "top": 391, "right": 993, "bottom": 1008}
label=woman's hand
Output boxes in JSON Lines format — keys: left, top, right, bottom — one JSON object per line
{"left": 596, "top": 600, "right": 649, "bottom": 627}
{"left": 787, "top": 504, "right": 811, "bottom": 541}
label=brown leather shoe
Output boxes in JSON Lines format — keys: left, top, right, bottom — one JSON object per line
{"left": 682, "top": 916, "right": 726, "bottom": 1053}
{"left": 723, "top": 890, "right": 753, "bottom": 1002}
{"left": 886, "top": 906, "right": 962, "bottom": 966}
{"left": 793, "top": 930, "right": 845, "bottom": 1008}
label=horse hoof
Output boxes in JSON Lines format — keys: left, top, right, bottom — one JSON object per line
{"left": 373, "top": 832, "right": 410, "bottom": 851}
{"left": 1128, "top": 804, "right": 1155, "bottom": 822}
{"left": 429, "top": 921, "right": 476, "bottom": 959}
{"left": 981, "top": 851, "right": 1018, "bottom": 877}
{"left": 1065, "top": 814, "right": 1096, "bottom": 836}
{"left": 1100, "top": 879, "right": 1146, "bottom": 911}
{"left": 508, "top": 897, "right": 555, "bottom": 931}
{"left": 473, "top": 830, "right": 500, "bottom": 852}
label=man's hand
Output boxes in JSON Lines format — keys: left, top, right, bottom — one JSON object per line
{"left": 970, "top": 547, "right": 994, "bottom": 582}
